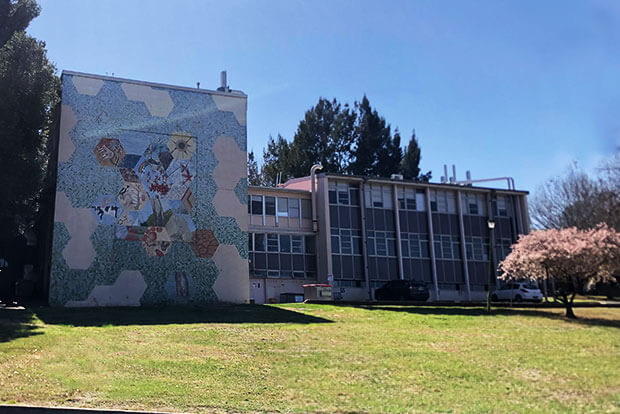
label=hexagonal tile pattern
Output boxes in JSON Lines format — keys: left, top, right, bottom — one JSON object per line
{"left": 117, "top": 182, "right": 148, "bottom": 211}
{"left": 211, "top": 94, "right": 247, "bottom": 126}
{"left": 65, "top": 270, "right": 147, "bottom": 307}
{"left": 94, "top": 138, "right": 126, "bottom": 167}
{"left": 141, "top": 226, "right": 172, "bottom": 257}
{"left": 213, "top": 136, "right": 246, "bottom": 190}
{"left": 55, "top": 191, "right": 98, "bottom": 270}
{"left": 190, "top": 229, "right": 219, "bottom": 258}
{"left": 212, "top": 244, "right": 249, "bottom": 303}
{"left": 71, "top": 76, "right": 104, "bottom": 96}
{"left": 213, "top": 189, "right": 248, "bottom": 231}
{"left": 167, "top": 132, "right": 196, "bottom": 160}
{"left": 90, "top": 195, "right": 123, "bottom": 225}
{"left": 58, "top": 104, "right": 77, "bottom": 163}
{"left": 121, "top": 82, "right": 174, "bottom": 117}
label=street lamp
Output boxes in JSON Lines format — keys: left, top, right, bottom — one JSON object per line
{"left": 486, "top": 218, "right": 496, "bottom": 313}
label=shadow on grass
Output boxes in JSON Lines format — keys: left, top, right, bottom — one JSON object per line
{"left": 0, "top": 304, "right": 332, "bottom": 343}
{"left": 345, "top": 304, "right": 620, "bottom": 329}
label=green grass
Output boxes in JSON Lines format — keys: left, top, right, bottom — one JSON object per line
{"left": 1, "top": 304, "right": 619, "bottom": 413}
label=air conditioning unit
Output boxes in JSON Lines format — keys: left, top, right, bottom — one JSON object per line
{"left": 390, "top": 174, "right": 404, "bottom": 181}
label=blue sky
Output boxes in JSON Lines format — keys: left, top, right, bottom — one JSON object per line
{"left": 28, "top": 0, "right": 620, "bottom": 193}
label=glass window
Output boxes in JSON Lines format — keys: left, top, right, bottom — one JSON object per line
{"left": 383, "top": 187, "right": 393, "bottom": 209}
{"left": 288, "top": 198, "right": 299, "bottom": 218}
{"left": 301, "top": 199, "right": 312, "bottom": 219}
{"left": 305, "top": 236, "right": 316, "bottom": 254}
{"left": 349, "top": 186, "right": 360, "bottom": 205}
{"left": 255, "top": 234, "right": 265, "bottom": 251}
{"left": 416, "top": 190, "right": 426, "bottom": 211}
{"left": 277, "top": 197, "right": 288, "bottom": 217}
{"left": 372, "top": 186, "right": 383, "bottom": 208}
{"left": 291, "top": 235, "right": 303, "bottom": 253}
{"left": 265, "top": 197, "right": 275, "bottom": 215}
{"left": 279, "top": 234, "right": 291, "bottom": 252}
{"left": 267, "top": 234, "right": 278, "bottom": 252}
{"left": 331, "top": 236, "right": 340, "bottom": 253}
{"left": 251, "top": 195, "right": 263, "bottom": 215}
{"left": 338, "top": 182, "right": 349, "bottom": 205}
{"left": 375, "top": 232, "right": 387, "bottom": 256}
{"left": 249, "top": 233, "right": 254, "bottom": 252}
{"left": 340, "top": 230, "right": 352, "bottom": 254}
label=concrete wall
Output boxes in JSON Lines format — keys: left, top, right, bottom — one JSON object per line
{"left": 49, "top": 72, "right": 249, "bottom": 306}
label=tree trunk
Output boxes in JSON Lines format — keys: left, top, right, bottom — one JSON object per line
{"left": 565, "top": 292, "right": 577, "bottom": 319}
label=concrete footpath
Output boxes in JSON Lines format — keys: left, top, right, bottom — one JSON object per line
{"left": 0, "top": 406, "right": 177, "bottom": 414}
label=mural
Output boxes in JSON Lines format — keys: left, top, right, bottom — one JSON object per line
{"left": 50, "top": 72, "right": 249, "bottom": 306}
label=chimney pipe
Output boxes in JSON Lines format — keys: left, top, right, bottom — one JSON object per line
{"left": 220, "top": 71, "right": 227, "bottom": 90}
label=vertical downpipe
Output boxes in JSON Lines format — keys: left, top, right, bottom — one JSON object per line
{"left": 425, "top": 188, "right": 440, "bottom": 301}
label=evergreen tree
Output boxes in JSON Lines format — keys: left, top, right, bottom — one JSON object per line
{"left": 0, "top": 0, "right": 59, "bottom": 236}
{"left": 247, "top": 150, "right": 263, "bottom": 186}
{"left": 261, "top": 134, "right": 293, "bottom": 186}
{"left": 349, "top": 95, "right": 402, "bottom": 177}
{"left": 289, "top": 97, "right": 356, "bottom": 177}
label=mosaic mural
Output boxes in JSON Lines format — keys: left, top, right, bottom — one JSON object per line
{"left": 50, "top": 72, "right": 249, "bottom": 306}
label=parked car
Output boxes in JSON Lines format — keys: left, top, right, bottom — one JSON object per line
{"left": 492, "top": 282, "right": 542, "bottom": 302}
{"left": 374, "top": 280, "right": 430, "bottom": 301}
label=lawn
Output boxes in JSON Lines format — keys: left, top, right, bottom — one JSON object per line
{"left": 1, "top": 304, "right": 619, "bottom": 413}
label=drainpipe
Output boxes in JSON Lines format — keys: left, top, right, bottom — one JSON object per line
{"left": 310, "top": 164, "right": 323, "bottom": 232}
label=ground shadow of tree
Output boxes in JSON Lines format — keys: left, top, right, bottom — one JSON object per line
{"left": 0, "top": 308, "right": 44, "bottom": 343}
{"left": 347, "top": 305, "right": 620, "bottom": 329}
{"left": 0, "top": 304, "right": 332, "bottom": 343}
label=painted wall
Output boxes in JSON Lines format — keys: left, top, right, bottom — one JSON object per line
{"left": 49, "top": 72, "right": 249, "bottom": 306}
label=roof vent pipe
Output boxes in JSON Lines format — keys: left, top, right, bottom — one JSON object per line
{"left": 218, "top": 71, "right": 229, "bottom": 92}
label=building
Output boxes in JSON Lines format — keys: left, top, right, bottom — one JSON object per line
{"left": 49, "top": 71, "right": 249, "bottom": 306}
{"left": 48, "top": 71, "right": 528, "bottom": 306}
{"left": 249, "top": 174, "right": 529, "bottom": 303}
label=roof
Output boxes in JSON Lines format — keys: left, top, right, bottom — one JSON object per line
{"left": 61, "top": 70, "right": 247, "bottom": 98}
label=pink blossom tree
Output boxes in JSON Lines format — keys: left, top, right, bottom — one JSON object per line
{"left": 499, "top": 224, "right": 620, "bottom": 318}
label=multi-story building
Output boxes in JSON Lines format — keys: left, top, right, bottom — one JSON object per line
{"left": 249, "top": 174, "right": 529, "bottom": 303}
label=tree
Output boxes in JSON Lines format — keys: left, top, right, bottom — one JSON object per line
{"left": 529, "top": 157, "right": 620, "bottom": 231}
{"left": 499, "top": 224, "right": 620, "bottom": 318}
{"left": 348, "top": 95, "right": 402, "bottom": 177}
{"left": 399, "top": 129, "right": 432, "bottom": 181}
{"left": 247, "top": 150, "right": 263, "bottom": 186}
{"left": 288, "top": 97, "right": 356, "bottom": 178}
{"left": 0, "top": 0, "right": 59, "bottom": 237}
{"left": 261, "top": 134, "right": 293, "bottom": 186}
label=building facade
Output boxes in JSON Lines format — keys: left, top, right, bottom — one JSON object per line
{"left": 49, "top": 71, "right": 249, "bottom": 306}
{"left": 249, "top": 174, "right": 529, "bottom": 303}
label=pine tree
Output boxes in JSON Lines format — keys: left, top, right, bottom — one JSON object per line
{"left": 400, "top": 129, "right": 422, "bottom": 180}
{"left": 247, "top": 150, "right": 262, "bottom": 186}
{"left": 261, "top": 134, "right": 293, "bottom": 186}
{"left": 349, "top": 95, "right": 402, "bottom": 177}
{"left": 289, "top": 97, "right": 356, "bottom": 177}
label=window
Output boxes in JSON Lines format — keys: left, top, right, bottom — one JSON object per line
{"left": 291, "top": 235, "right": 303, "bottom": 253}
{"left": 305, "top": 236, "right": 316, "bottom": 254}
{"left": 277, "top": 197, "right": 288, "bottom": 217}
{"left": 250, "top": 195, "right": 263, "bottom": 215}
{"left": 254, "top": 234, "right": 265, "bottom": 251}
{"left": 267, "top": 234, "right": 278, "bottom": 252}
{"left": 288, "top": 198, "right": 299, "bottom": 218}
{"left": 496, "top": 196, "right": 508, "bottom": 217}
{"left": 265, "top": 196, "right": 275, "bottom": 216}
{"left": 430, "top": 190, "right": 456, "bottom": 213}
{"left": 248, "top": 233, "right": 254, "bottom": 252}
{"left": 462, "top": 193, "right": 486, "bottom": 216}
{"left": 279, "top": 234, "right": 291, "bottom": 252}
{"left": 301, "top": 199, "right": 312, "bottom": 219}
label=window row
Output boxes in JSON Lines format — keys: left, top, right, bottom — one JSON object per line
{"left": 249, "top": 195, "right": 311, "bottom": 219}
{"left": 400, "top": 233, "right": 431, "bottom": 259}
{"left": 397, "top": 188, "right": 426, "bottom": 211}
{"left": 433, "top": 235, "right": 461, "bottom": 260}
{"left": 461, "top": 193, "right": 487, "bottom": 216}
{"left": 328, "top": 181, "right": 360, "bottom": 206}
{"left": 465, "top": 236, "right": 490, "bottom": 261}
{"left": 367, "top": 230, "right": 397, "bottom": 257}
{"left": 249, "top": 233, "right": 315, "bottom": 254}
{"left": 250, "top": 252, "right": 316, "bottom": 278}
{"left": 364, "top": 184, "right": 393, "bottom": 209}
{"left": 430, "top": 190, "right": 457, "bottom": 214}
{"left": 330, "top": 228, "right": 362, "bottom": 255}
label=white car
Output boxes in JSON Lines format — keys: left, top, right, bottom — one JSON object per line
{"left": 492, "top": 282, "right": 543, "bottom": 302}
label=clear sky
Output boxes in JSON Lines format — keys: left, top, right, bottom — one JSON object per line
{"left": 28, "top": 0, "right": 620, "bottom": 193}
